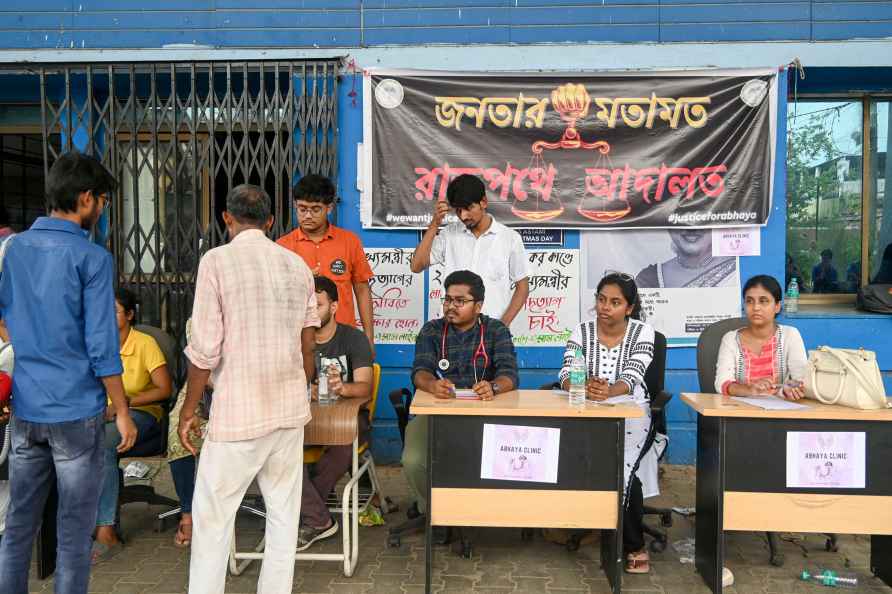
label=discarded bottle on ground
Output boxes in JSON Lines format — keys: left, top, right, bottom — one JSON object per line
{"left": 568, "top": 349, "right": 586, "bottom": 407}
{"left": 799, "top": 567, "right": 858, "bottom": 588}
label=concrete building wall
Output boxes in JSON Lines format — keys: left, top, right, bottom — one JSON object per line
{"left": 0, "top": 2, "right": 890, "bottom": 463}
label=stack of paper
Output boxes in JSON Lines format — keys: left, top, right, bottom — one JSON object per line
{"left": 731, "top": 396, "right": 809, "bottom": 410}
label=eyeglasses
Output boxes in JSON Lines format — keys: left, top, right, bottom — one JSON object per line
{"left": 296, "top": 205, "right": 327, "bottom": 216}
{"left": 442, "top": 296, "right": 476, "bottom": 308}
{"left": 604, "top": 269, "right": 634, "bottom": 282}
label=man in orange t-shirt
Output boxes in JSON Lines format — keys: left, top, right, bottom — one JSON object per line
{"left": 277, "top": 174, "right": 375, "bottom": 355}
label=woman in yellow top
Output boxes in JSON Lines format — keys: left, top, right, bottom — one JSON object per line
{"left": 92, "top": 288, "right": 172, "bottom": 563}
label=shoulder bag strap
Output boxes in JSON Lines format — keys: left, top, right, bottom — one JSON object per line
{"left": 821, "top": 347, "right": 890, "bottom": 408}
{"left": 810, "top": 347, "right": 846, "bottom": 405}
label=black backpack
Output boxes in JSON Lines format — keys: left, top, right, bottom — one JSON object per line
{"left": 857, "top": 284, "right": 892, "bottom": 314}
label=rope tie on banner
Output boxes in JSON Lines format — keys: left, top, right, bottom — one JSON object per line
{"left": 789, "top": 58, "right": 806, "bottom": 80}
{"left": 347, "top": 57, "right": 359, "bottom": 108}
{"left": 786, "top": 58, "right": 805, "bottom": 154}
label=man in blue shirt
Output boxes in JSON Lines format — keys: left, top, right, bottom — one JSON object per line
{"left": 0, "top": 152, "right": 137, "bottom": 594}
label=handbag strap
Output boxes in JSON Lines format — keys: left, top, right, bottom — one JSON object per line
{"left": 818, "top": 347, "right": 890, "bottom": 408}
{"left": 811, "top": 349, "right": 846, "bottom": 405}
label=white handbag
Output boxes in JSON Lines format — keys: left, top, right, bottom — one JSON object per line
{"left": 804, "top": 346, "right": 890, "bottom": 410}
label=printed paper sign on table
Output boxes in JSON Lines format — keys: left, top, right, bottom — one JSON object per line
{"left": 786, "top": 432, "right": 866, "bottom": 489}
{"left": 427, "top": 249, "right": 580, "bottom": 348}
{"left": 480, "top": 423, "right": 561, "bottom": 483}
{"left": 362, "top": 248, "right": 425, "bottom": 344}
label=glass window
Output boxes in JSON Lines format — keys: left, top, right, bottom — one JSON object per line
{"left": 868, "top": 100, "right": 892, "bottom": 284}
{"left": 786, "top": 101, "right": 863, "bottom": 294}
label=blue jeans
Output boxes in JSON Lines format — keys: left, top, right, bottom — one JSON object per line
{"left": 96, "top": 410, "right": 159, "bottom": 527}
{"left": 0, "top": 412, "right": 104, "bottom": 594}
{"left": 169, "top": 456, "right": 196, "bottom": 514}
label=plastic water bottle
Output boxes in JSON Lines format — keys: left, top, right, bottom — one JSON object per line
{"left": 799, "top": 567, "right": 858, "bottom": 588}
{"left": 568, "top": 349, "right": 586, "bottom": 407}
{"left": 785, "top": 278, "right": 800, "bottom": 314}
{"left": 317, "top": 370, "right": 330, "bottom": 405}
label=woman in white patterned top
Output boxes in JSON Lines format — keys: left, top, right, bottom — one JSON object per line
{"left": 559, "top": 272, "right": 660, "bottom": 574}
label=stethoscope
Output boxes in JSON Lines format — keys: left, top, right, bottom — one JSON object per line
{"left": 438, "top": 320, "right": 489, "bottom": 384}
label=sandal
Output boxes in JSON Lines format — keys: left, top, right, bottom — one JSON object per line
{"left": 91, "top": 541, "right": 123, "bottom": 565}
{"left": 174, "top": 519, "right": 193, "bottom": 548}
{"left": 625, "top": 549, "right": 650, "bottom": 574}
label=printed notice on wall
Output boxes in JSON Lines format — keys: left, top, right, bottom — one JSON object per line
{"left": 581, "top": 230, "right": 741, "bottom": 347}
{"left": 712, "top": 227, "right": 760, "bottom": 257}
{"left": 786, "top": 432, "right": 866, "bottom": 489}
{"left": 480, "top": 424, "right": 561, "bottom": 483}
{"left": 428, "top": 249, "right": 580, "bottom": 348}
{"left": 363, "top": 248, "right": 424, "bottom": 344}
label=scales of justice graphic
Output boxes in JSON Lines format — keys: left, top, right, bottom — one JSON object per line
{"left": 513, "top": 83, "right": 629, "bottom": 224}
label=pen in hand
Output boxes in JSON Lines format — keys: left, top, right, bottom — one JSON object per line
{"left": 433, "top": 369, "right": 456, "bottom": 399}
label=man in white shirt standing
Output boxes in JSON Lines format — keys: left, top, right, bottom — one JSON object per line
{"left": 179, "top": 184, "right": 320, "bottom": 594}
{"left": 411, "top": 174, "right": 530, "bottom": 325}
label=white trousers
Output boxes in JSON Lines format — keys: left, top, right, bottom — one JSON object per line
{"left": 188, "top": 426, "right": 304, "bottom": 594}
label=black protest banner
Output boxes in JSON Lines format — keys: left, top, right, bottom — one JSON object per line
{"left": 367, "top": 70, "right": 775, "bottom": 229}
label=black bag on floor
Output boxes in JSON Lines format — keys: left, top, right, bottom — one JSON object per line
{"left": 856, "top": 284, "right": 892, "bottom": 313}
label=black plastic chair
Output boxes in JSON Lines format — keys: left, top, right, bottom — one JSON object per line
{"left": 552, "top": 330, "right": 673, "bottom": 553}
{"left": 641, "top": 331, "right": 674, "bottom": 553}
{"left": 386, "top": 388, "right": 460, "bottom": 552}
{"left": 386, "top": 389, "right": 424, "bottom": 545}
{"left": 696, "top": 317, "right": 838, "bottom": 567}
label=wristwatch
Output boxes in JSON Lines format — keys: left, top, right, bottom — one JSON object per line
{"left": 489, "top": 381, "right": 500, "bottom": 395}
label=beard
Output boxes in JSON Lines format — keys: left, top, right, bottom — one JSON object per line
{"left": 81, "top": 202, "right": 101, "bottom": 230}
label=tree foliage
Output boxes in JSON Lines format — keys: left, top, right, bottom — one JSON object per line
{"left": 785, "top": 108, "right": 861, "bottom": 291}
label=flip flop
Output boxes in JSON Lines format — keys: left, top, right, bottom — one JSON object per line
{"left": 91, "top": 541, "right": 123, "bottom": 565}
{"left": 625, "top": 549, "right": 650, "bottom": 574}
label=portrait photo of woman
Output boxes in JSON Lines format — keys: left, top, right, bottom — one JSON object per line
{"left": 634, "top": 229, "right": 737, "bottom": 289}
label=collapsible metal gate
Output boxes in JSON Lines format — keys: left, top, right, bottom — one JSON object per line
{"left": 36, "top": 60, "right": 341, "bottom": 380}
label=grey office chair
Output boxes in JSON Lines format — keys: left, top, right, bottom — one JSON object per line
{"left": 695, "top": 317, "right": 838, "bottom": 567}
{"left": 119, "top": 325, "right": 179, "bottom": 511}
{"left": 696, "top": 317, "right": 748, "bottom": 397}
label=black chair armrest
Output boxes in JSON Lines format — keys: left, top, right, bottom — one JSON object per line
{"left": 539, "top": 381, "right": 561, "bottom": 390}
{"left": 389, "top": 387, "right": 413, "bottom": 447}
{"left": 649, "top": 390, "right": 672, "bottom": 415}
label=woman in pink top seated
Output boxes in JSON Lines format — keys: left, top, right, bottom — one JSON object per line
{"left": 715, "top": 275, "right": 808, "bottom": 399}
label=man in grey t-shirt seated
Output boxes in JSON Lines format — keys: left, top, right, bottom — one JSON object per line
{"left": 298, "top": 276, "right": 374, "bottom": 551}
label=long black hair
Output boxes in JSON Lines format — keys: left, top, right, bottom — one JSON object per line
{"left": 597, "top": 273, "right": 644, "bottom": 321}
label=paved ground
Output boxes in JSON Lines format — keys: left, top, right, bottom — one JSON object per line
{"left": 27, "top": 464, "right": 892, "bottom": 593}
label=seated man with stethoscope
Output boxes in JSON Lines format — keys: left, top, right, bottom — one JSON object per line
{"left": 401, "top": 269, "right": 518, "bottom": 522}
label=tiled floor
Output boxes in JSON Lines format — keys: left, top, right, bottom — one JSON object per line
{"left": 26, "top": 464, "right": 892, "bottom": 593}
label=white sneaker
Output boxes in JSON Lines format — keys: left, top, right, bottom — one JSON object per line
{"left": 296, "top": 519, "right": 339, "bottom": 552}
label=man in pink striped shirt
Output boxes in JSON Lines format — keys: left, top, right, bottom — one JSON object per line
{"left": 178, "top": 184, "right": 319, "bottom": 594}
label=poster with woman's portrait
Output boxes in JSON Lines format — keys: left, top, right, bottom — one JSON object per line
{"left": 582, "top": 229, "right": 741, "bottom": 346}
